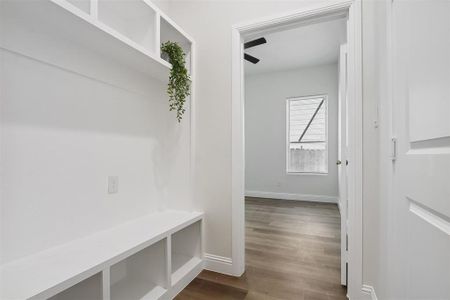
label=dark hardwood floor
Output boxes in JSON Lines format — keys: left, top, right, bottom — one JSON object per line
{"left": 176, "top": 197, "right": 347, "bottom": 300}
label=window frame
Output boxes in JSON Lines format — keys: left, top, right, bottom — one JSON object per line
{"left": 285, "top": 94, "right": 329, "bottom": 175}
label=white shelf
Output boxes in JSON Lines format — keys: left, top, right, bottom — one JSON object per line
{"left": 1, "top": 0, "right": 197, "bottom": 82}
{"left": 160, "top": 16, "right": 192, "bottom": 57}
{"left": 159, "top": 14, "right": 193, "bottom": 77}
{"left": 0, "top": 0, "right": 172, "bottom": 82}
{"left": 0, "top": 210, "right": 203, "bottom": 300}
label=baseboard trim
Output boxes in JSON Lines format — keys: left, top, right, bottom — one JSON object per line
{"left": 361, "top": 285, "right": 378, "bottom": 300}
{"left": 245, "top": 190, "right": 338, "bottom": 203}
{"left": 204, "top": 253, "right": 234, "bottom": 276}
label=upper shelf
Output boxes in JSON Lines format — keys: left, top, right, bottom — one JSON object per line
{"left": 160, "top": 14, "right": 192, "bottom": 53}
{"left": 0, "top": 0, "right": 193, "bottom": 82}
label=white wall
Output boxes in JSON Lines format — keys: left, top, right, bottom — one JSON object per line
{"left": 164, "top": 0, "right": 349, "bottom": 261}
{"left": 0, "top": 7, "right": 191, "bottom": 263}
{"left": 159, "top": 4, "right": 385, "bottom": 297}
{"left": 164, "top": 1, "right": 442, "bottom": 298}
{"left": 245, "top": 64, "right": 339, "bottom": 202}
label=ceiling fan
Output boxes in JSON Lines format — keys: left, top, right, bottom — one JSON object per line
{"left": 244, "top": 37, "right": 267, "bottom": 64}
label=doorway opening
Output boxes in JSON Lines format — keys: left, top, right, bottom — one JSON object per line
{"left": 231, "top": 2, "right": 363, "bottom": 299}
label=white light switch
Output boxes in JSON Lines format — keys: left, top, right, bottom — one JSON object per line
{"left": 108, "top": 176, "right": 119, "bottom": 194}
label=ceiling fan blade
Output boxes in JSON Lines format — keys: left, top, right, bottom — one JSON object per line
{"left": 244, "top": 53, "right": 260, "bottom": 64}
{"left": 244, "top": 37, "right": 267, "bottom": 49}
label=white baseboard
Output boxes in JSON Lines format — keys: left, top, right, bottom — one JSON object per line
{"left": 361, "top": 285, "right": 378, "bottom": 300}
{"left": 245, "top": 190, "right": 338, "bottom": 203}
{"left": 203, "top": 253, "right": 234, "bottom": 276}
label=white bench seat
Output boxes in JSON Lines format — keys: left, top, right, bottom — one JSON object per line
{"left": 0, "top": 210, "right": 203, "bottom": 300}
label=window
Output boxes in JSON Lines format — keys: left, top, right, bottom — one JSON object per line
{"left": 287, "top": 95, "right": 328, "bottom": 174}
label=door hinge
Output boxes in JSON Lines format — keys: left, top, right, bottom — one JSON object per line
{"left": 391, "top": 137, "right": 397, "bottom": 161}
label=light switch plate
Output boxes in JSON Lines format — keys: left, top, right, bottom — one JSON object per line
{"left": 108, "top": 176, "right": 119, "bottom": 194}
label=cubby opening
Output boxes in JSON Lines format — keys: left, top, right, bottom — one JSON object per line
{"left": 98, "top": 0, "right": 157, "bottom": 53}
{"left": 160, "top": 17, "right": 191, "bottom": 67}
{"left": 110, "top": 238, "right": 168, "bottom": 300}
{"left": 48, "top": 273, "right": 102, "bottom": 300}
{"left": 171, "top": 221, "right": 202, "bottom": 284}
{"left": 66, "top": 0, "right": 90, "bottom": 14}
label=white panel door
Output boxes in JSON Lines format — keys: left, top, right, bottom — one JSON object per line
{"left": 338, "top": 43, "right": 348, "bottom": 287}
{"left": 392, "top": 0, "right": 450, "bottom": 298}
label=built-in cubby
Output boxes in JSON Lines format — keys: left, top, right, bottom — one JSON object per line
{"left": 48, "top": 273, "right": 103, "bottom": 300}
{"left": 110, "top": 238, "right": 168, "bottom": 300}
{"left": 0, "top": 211, "right": 203, "bottom": 299}
{"left": 98, "top": 0, "right": 157, "bottom": 53}
{"left": 160, "top": 17, "right": 192, "bottom": 65}
{"left": 171, "top": 221, "right": 202, "bottom": 284}
{"left": 0, "top": 1, "right": 200, "bottom": 299}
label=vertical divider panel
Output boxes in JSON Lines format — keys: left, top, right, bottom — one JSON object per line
{"left": 166, "top": 235, "right": 172, "bottom": 288}
{"left": 155, "top": 13, "right": 161, "bottom": 58}
{"left": 102, "top": 268, "right": 110, "bottom": 300}
{"left": 200, "top": 219, "right": 204, "bottom": 261}
{"left": 90, "top": 0, "right": 98, "bottom": 19}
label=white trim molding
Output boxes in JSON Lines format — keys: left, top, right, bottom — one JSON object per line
{"left": 362, "top": 285, "right": 378, "bottom": 300}
{"left": 231, "top": 24, "right": 246, "bottom": 277}
{"left": 203, "top": 254, "right": 234, "bottom": 276}
{"left": 245, "top": 190, "right": 338, "bottom": 203}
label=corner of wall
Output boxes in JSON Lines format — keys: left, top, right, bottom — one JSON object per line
{"left": 203, "top": 253, "right": 234, "bottom": 276}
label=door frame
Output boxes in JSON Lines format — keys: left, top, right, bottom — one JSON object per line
{"left": 338, "top": 43, "right": 349, "bottom": 286}
{"left": 230, "top": 1, "right": 364, "bottom": 298}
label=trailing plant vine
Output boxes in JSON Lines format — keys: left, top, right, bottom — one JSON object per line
{"left": 161, "top": 41, "right": 191, "bottom": 122}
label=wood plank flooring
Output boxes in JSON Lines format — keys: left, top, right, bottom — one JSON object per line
{"left": 176, "top": 197, "right": 347, "bottom": 300}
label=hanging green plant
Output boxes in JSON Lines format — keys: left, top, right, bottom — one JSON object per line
{"left": 161, "top": 41, "right": 191, "bottom": 122}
